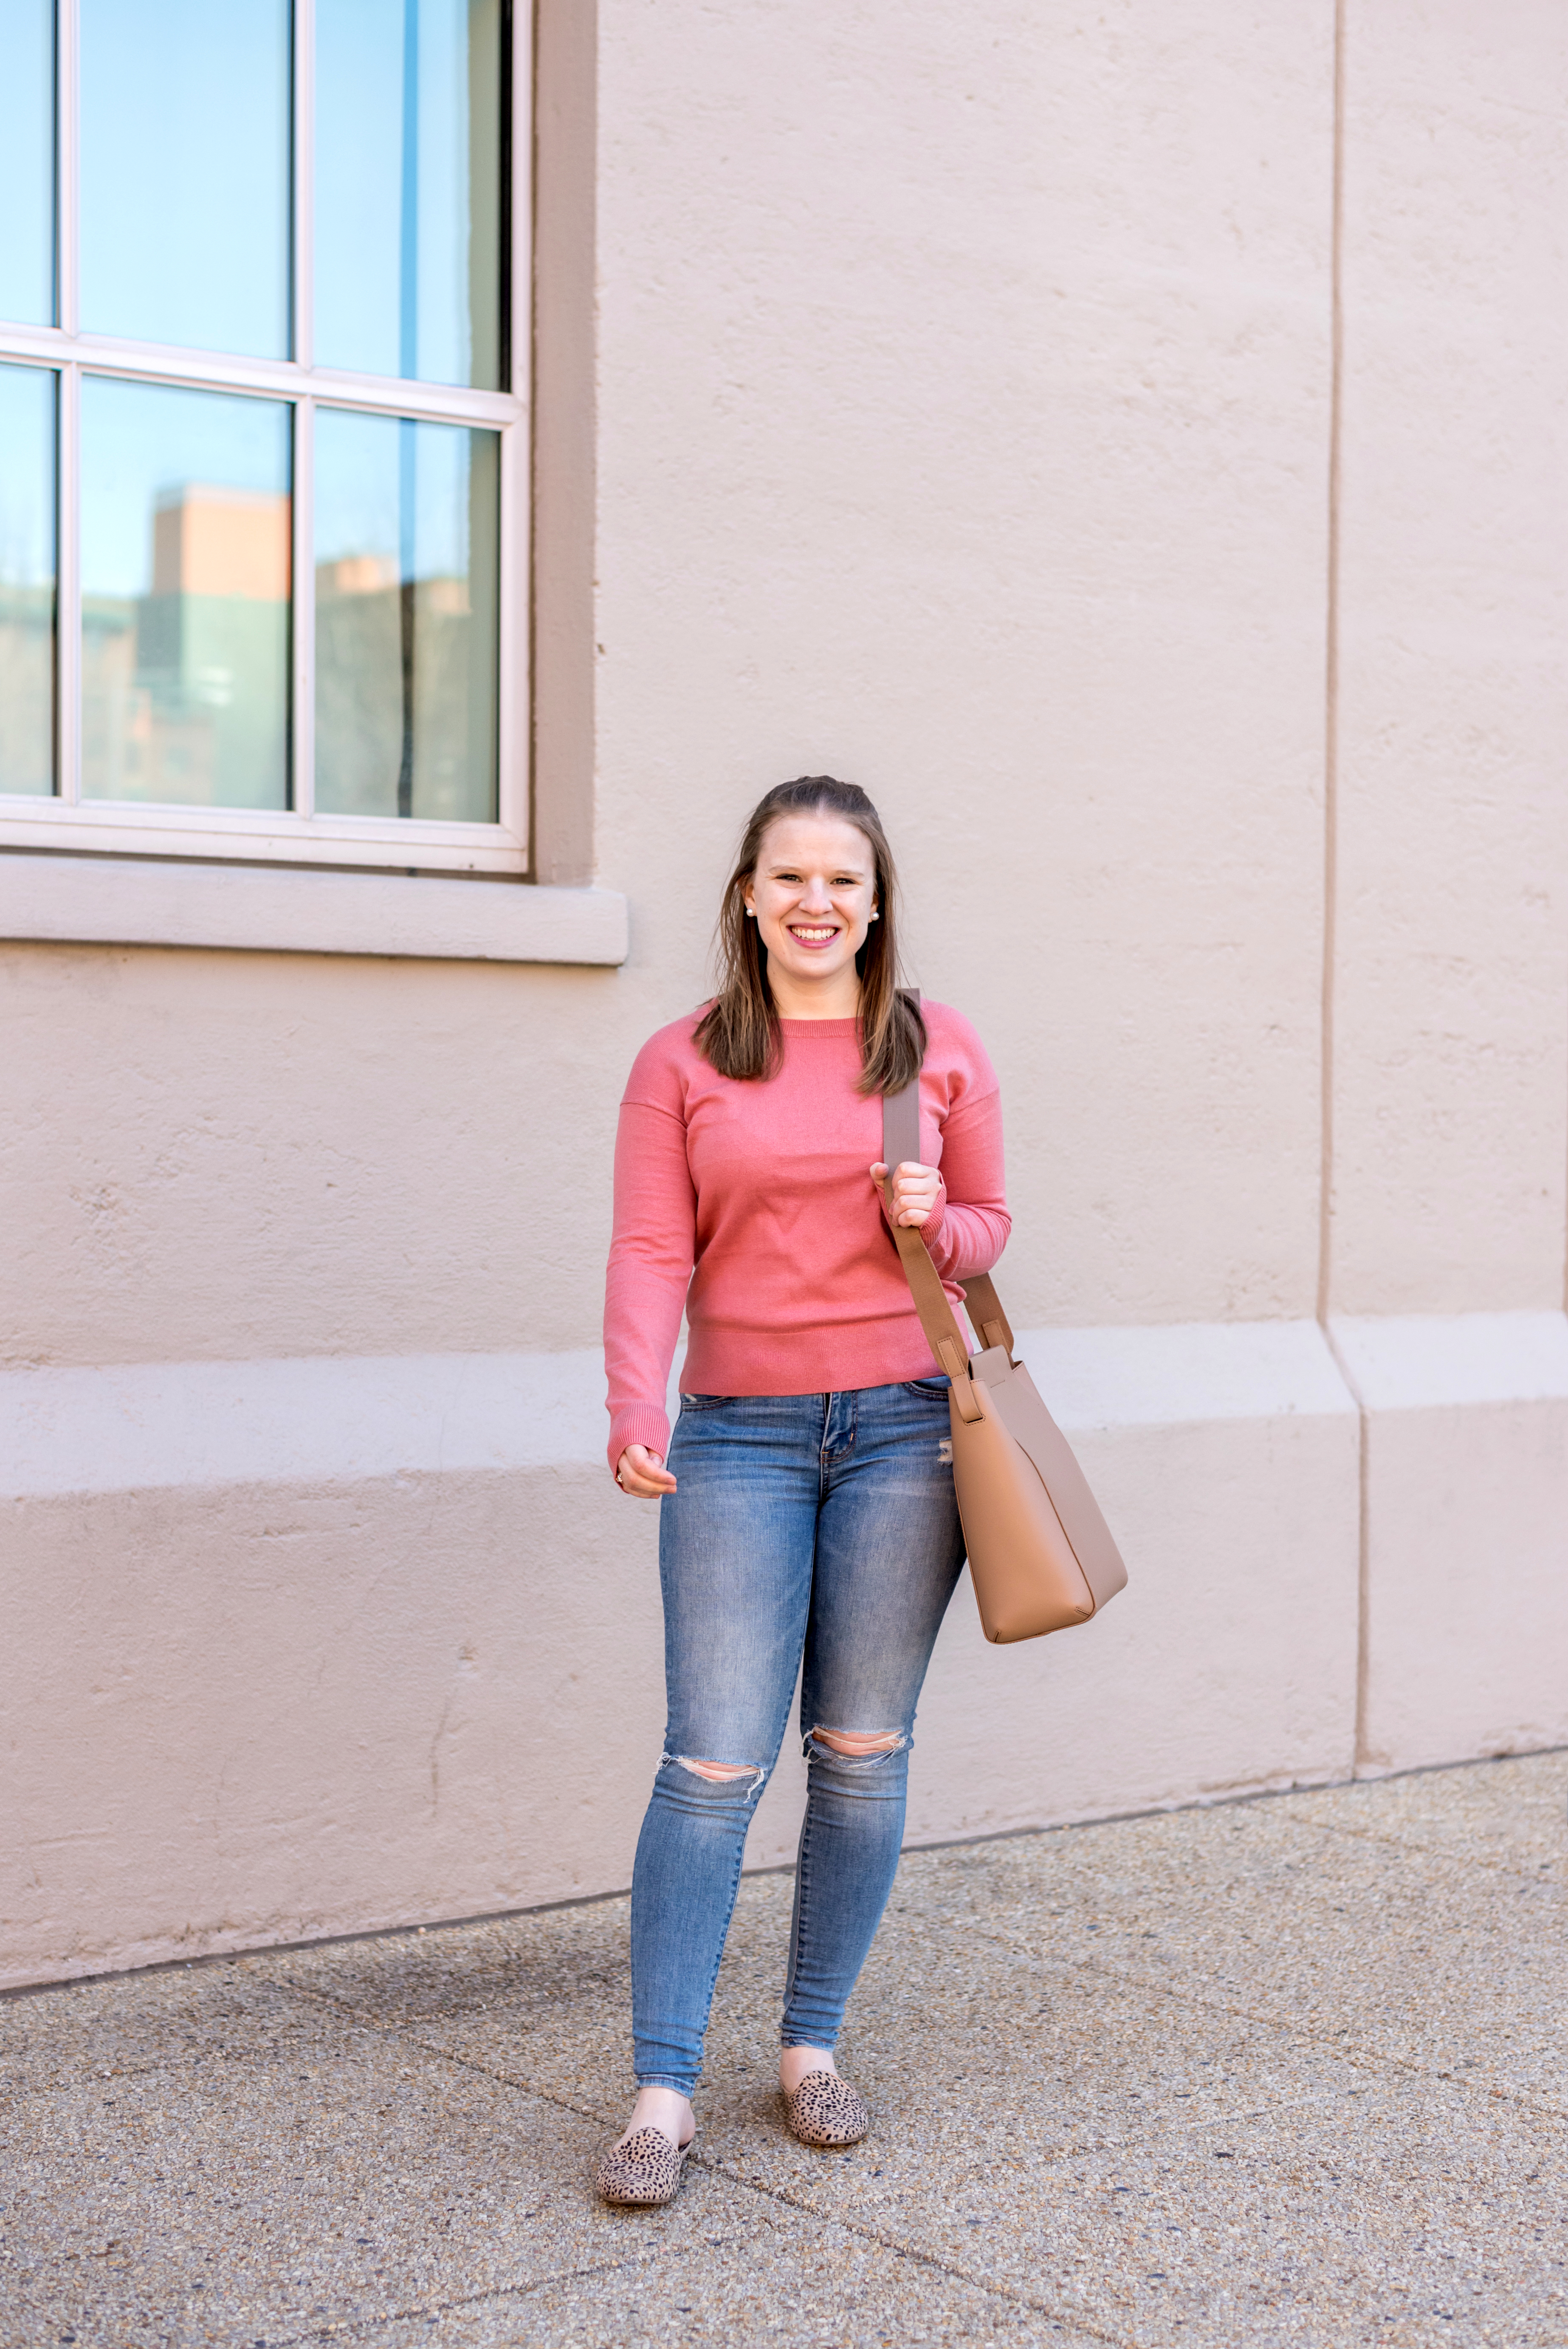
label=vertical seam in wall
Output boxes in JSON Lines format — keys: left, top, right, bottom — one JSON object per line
{"left": 1318, "top": 0, "right": 1345, "bottom": 1329}
{"left": 1323, "top": 1314, "right": 1372, "bottom": 1770}
{"left": 1319, "top": 0, "right": 1372, "bottom": 1773}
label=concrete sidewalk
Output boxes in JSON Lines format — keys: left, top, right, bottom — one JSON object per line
{"left": 3, "top": 1751, "right": 1564, "bottom": 2347}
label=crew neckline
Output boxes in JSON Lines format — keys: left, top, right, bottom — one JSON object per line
{"left": 777, "top": 1016, "right": 860, "bottom": 1036}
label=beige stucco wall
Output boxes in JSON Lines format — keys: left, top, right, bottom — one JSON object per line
{"left": 593, "top": 0, "right": 1335, "bottom": 1330}
{"left": 3, "top": 946, "right": 622, "bottom": 1365}
{"left": 3, "top": 0, "right": 1565, "bottom": 1988}
{"left": 1332, "top": 0, "right": 1568, "bottom": 1318}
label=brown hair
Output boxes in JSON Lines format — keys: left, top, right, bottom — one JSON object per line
{"left": 693, "top": 776, "right": 925, "bottom": 1095}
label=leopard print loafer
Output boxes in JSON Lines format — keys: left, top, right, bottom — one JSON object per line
{"left": 783, "top": 2069, "right": 871, "bottom": 2148}
{"left": 595, "top": 2125, "right": 692, "bottom": 2206}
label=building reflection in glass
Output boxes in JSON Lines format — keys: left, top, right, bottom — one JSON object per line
{"left": 315, "top": 407, "right": 497, "bottom": 822}
{"left": 81, "top": 378, "right": 291, "bottom": 808}
{"left": 0, "top": 362, "right": 56, "bottom": 797}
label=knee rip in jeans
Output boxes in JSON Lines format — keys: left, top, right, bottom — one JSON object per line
{"left": 665, "top": 1753, "right": 767, "bottom": 1795}
{"left": 807, "top": 1725, "right": 907, "bottom": 1766}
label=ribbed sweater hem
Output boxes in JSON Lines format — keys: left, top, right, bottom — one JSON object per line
{"left": 681, "top": 1324, "right": 942, "bottom": 1403}
{"left": 605, "top": 1328, "right": 950, "bottom": 1476}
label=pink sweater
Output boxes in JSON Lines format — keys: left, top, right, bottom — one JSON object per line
{"left": 604, "top": 1002, "right": 1010, "bottom": 1472}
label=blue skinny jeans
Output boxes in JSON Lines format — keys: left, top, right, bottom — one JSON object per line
{"left": 630, "top": 1380, "right": 966, "bottom": 2095}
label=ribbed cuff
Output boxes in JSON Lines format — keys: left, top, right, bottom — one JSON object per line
{"left": 608, "top": 1404, "right": 673, "bottom": 1479}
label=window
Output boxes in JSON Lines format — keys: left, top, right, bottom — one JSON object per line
{"left": 0, "top": 0, "right": 527, "bottom": 875}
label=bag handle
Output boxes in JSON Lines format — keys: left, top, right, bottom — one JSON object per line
{"left": 881, "top": 995, "right": 1015, "bottom": 1389}
{"left": 959, "top": 1269, "right": 1014, "bottom": 1358}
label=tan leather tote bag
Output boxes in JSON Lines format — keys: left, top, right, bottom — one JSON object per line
{"left": 883, "top": 1069, "right": 1128, "bottom": 1643}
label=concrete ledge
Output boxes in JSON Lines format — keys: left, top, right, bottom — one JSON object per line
{"left": 0, "top": 854, "right": 629, "bottom": 965}
{"left": 1015, "top": 1315, "right": 1354, "bottom": 1427}
{"left": 0, "top": 1351, "right": 612, "bottom": 1499}
{"left": 1330, "top": 1310, "right": 1568, "bottom": 1775}
{"left": 0, "top": 1321, "right": 1363, "bottom": 1984}
{"left": 11, "top": 1320, "right": 1562, "bottom": 1982}
{"left": 0, "top": 1321, "right": 1355, "bottom": 1501}
{"left": 1328, "top": 1308, "right": 1568, "bottom": 1409}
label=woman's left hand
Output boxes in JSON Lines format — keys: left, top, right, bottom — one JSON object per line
{"left": 871, "top": 1160, "right": 942, "bottom": 1229}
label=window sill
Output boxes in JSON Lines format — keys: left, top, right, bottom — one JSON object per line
{"left": 0, "top": 798, "right": 532, "bottom": 873}
{"left": 0, "top": 853, "right": 629, "bottom": 966}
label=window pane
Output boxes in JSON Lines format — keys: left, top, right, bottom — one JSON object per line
{"left": 0, "top": 364, "right": 56, "bottom": 796}
{"left": 81, "top": 377, "right": 291, "bottom": 809}
{"left": 315, "top": 407, "right": 497, "bottom": 821}
{"left": 316, "top": 0, "right": 503, "bottom": 388}
{"left": 0, "top": 0, "right": 54, "bottom": 326}
{"left": 80, "top": 0, "right": 290, "bottom": 358}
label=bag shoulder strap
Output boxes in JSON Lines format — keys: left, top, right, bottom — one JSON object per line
{"left": 880, "top": 992, "right": 1015, "bottom": 1367}
{"left": 960, "top": 1269, "right": 1014, "bottom": 1358}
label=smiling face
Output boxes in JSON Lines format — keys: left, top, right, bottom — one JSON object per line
{"left": 741, "top": 809, "right": 879, "bottom": 1013}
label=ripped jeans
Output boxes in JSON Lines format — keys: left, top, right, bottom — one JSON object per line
{"left": 630, "top": 1380, "right": 967, "bottom": 2094}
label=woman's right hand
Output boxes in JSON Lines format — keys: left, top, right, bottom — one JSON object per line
{"left": 615, "top": 1445, "right": 677, "bottom": 1498}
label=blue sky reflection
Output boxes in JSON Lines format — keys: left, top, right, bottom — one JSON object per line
{"left": 0, "top": 0, "right": 55, "bottom": 326}
{"left": 81, "top": 0, "right": 290, "bottom": 356}
{"left": 316, "top": 0, "right": 501, "bottom": 387}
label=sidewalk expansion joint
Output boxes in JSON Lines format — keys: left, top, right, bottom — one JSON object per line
{"left": 212, "top": 1968, "right": 1131, "bottom": 2342}
{"left": 241, "top": 2242, "right": 682, "bottom": 2348}
{"left": 1295, "top": 1809, "right": 1567, "bottom": 1886}
{"left": 294, "top": 2010, "right": 1140, "bottom": 2349}
{"left": 967, "top": 1931, "right": 1568, "bottom": 2127}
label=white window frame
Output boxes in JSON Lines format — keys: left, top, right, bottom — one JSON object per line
{"left": 0, "top": 0, "right": 532, "bottom": 877}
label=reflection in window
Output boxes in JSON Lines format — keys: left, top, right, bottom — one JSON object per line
{"left": 0, "top": 0, "right": 55, "bottom": 327}
{"left": 314, "top": 407, "right": 497, "bottom": 821}
{"left": 1, "top": 1, "right": 518, "bottom": 852}
{"left": 316, "top": 0, "right": 503, "bottom": 387}
{"left": 80, "top": 378, "right": 291, "bottom": 808}
{"left": 0, "top": 364, "right": 56, "bottom": 796}
{"left": 80, "top": 0, "right": 290, "bottom": 357}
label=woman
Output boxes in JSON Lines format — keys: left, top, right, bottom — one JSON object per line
{"left": 598, "top": 776, "right": 1009, "bottom": 2205}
